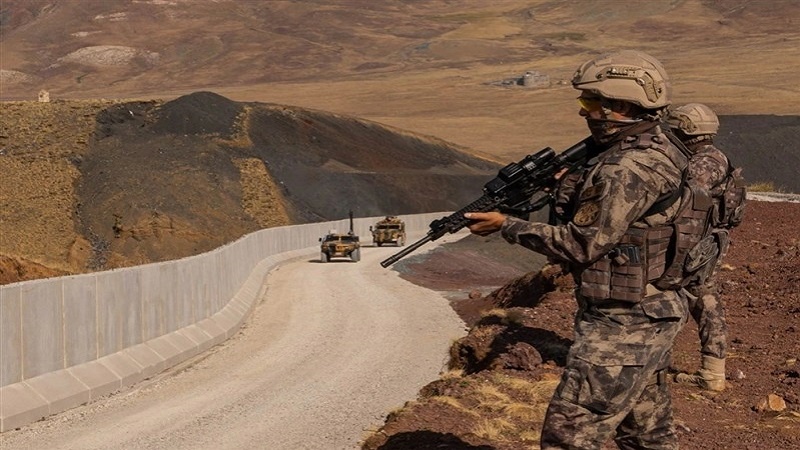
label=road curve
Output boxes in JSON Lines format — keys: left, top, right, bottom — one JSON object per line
{"left": 0, "top": 238, "right": 467, "bottom": 450}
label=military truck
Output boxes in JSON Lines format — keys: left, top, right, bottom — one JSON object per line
{"left": 319, "top": 211, "right": 361, "bottom": 262}
{"left": 370, "top": 216, "right": 406, "bottom": 247}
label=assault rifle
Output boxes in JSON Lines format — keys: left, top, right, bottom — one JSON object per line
{"left": 380, "top": 136, "right": 598, "bottom": 268}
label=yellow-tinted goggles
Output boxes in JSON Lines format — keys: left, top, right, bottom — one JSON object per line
{"left": 577, "top": 97, "right": 604, "bottom": 112}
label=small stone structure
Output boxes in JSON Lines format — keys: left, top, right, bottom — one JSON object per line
{"left": 38, "top": 89, "right": 50, "bottom": 102}
{"left": 486, "top": 70, "right": 550, "bottom": 88}
{"left": 521, "top": 70, "right": 549, "bottom": 87}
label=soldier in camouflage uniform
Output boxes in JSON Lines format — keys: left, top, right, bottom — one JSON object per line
{"left": 666, "top": 103, "right": 733, "bottom": 391}
{"left": 465, "top": 50, "right": 692, "bottom": 449}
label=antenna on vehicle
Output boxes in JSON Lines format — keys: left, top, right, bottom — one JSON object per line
{"left": 348, "top": 210, "right": 354, "bottom": 235}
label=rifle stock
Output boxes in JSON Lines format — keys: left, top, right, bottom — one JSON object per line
{"left": 380, "top": 137, "right": 597, "bottom": 268}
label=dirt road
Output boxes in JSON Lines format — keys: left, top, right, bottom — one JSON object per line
{"left": 0, "top": 240, "right": 467, "bottom": 450}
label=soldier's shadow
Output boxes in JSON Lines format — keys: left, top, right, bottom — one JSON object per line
{"left": 375, "top": 430, "right": 496, "bottom": 449}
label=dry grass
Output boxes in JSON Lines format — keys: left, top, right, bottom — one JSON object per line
{"left": 440, "top": 369, "right": 465, "bottom": 379}
{"left": 484, "top": 307, "right": 527, "bottom": 326}
{"left": 427, "top": 372, "right": 560, "bottom": 445}
{"left": 212, "top": 106, "right": 253, "bottom": 149}
{"left": 473, "top": 416, "right": 516, "bottom": 441}
{"left": 475, "top": 383, "right": 512, "bottom": 405}
{"left": 231, "top": 157, "right": 292, "bottom": 228}
{"left": 434, "top": 372, "right": 557, "bottom": 446}
{"left": 748, "top": 181, "right": 786, "bottom": 193}
{"left": 430, "top": 395, "right": 481, "bottom": 418}
{"left": 488, "top": 373, "right": 558, "bottom": 425}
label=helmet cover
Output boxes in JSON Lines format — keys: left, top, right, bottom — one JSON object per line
{"left": 572, "top": 50, "right": 671, "bottom": 109}
{"left": 667, "top": 103, "right": 720, "bottom": 136}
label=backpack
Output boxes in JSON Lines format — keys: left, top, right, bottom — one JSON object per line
{"left": 650, "top": 133, "right": 746, "bottom": 290}
{"left": 713, "top": 162, "right": 747, "bottom": 229}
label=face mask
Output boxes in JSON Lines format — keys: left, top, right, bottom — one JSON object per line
{"left": 586, "top": 117, "right": 640, "bottom": 144}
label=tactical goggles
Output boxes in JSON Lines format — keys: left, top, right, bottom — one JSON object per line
{"left": 577, "top": 96, "right": 604, "bottom": 112}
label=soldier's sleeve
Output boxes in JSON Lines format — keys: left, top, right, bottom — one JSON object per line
{"left": 688, "top": 152, "right": 727, "bottom": 189}
{"left": 500, "top": 155, "right": 677, "bottom": 265}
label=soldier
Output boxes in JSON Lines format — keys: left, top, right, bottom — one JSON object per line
{"left": 665, "top": 103, "right": 742, "bottom": 391}
{"left": 465, "top": 50, "right": 694, "bottom": 449}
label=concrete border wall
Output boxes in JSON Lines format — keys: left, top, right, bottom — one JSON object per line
{"left": 0, "top": 213, "right": 446, "bottom": 432}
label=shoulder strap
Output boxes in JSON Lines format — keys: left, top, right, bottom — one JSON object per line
{"left": 641, "top": 129, "right": 690, "bottom": 217}
{"left": 644, "top": 169, "right": 687, "bottom": 217}
{"left": 663, "top": 129, "right": 693, "bottom": 159}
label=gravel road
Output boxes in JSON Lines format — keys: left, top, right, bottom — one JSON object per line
{"left": 0, "top": 237, "right": 467, "bottom": 450}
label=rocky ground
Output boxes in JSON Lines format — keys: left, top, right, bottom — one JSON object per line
{"left": 366, "top": 199, "right": 800, "bottom": 450}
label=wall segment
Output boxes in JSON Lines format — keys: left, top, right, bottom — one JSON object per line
{"left": 0, "top": 213, "right": 446, "bottom": 432}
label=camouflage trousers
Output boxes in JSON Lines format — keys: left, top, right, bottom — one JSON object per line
{"left": 685, "top": 283, "right": 727, "bottom": 360}
{"left": 541, "top": 290, "right": 689, "bottom": 450}
{"left": 685, "top": 233, "right": 730, "bottom": 360}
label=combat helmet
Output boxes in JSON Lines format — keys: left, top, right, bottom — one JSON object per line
{"left": 572, "top": 50, "right": 671, "bottom": 109}
{"left": 666, "top": 103, "right": 720, "bottom": 136}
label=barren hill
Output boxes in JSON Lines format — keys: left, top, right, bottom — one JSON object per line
{"left": 0, "top": 92, "right": 498, "bottom": 284}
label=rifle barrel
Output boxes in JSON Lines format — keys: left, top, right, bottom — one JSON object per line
{"left": 380, "top": 233, "right": 434, "bottom": 268}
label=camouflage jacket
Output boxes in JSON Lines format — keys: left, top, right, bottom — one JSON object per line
{"left": 501, "top": 123, "right": 688, "bottom": 268}
{"left": 686, "top": 142, "right": 729, "bottom": 195}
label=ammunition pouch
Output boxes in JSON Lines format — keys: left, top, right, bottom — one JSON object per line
{"left": 580, "top": 227, "right": 672, "bottom": 303}
{"left": 685, "top": 234, "right": 718, "bottom": 272}
{"left": 685, "top": 229, "right": 728, "bottom": 288}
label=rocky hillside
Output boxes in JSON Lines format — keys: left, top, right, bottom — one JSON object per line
{"left": 0, "top": 92, "right": 498, "bottom": 284}
{"left": 370, "top": 200, "right": 800, "bottom": 450}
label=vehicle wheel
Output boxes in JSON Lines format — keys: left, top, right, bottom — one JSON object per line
{"left": 398, "top": 237, "right": 405, "bottom": 247}
{"left": 320, "top": 252, "right": 328, "bottom": 263}
{"left": 376, "top": 242, "right": 383, "bottom": 247}
{"left": 351, "top": 248, "right": 361, "bottom": 262}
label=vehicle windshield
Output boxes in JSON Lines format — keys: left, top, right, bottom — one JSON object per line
{"left": 326, "top": 235, "right": 358, "bottom": 242}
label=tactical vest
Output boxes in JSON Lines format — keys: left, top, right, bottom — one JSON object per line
{"left": 649, "top": 180, "right": 714, "bottom": 290}
{"left": 579, "top": 132, "right": 715, "bottom": 302}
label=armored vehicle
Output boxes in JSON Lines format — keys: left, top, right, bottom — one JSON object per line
{"left": 370, "top": 216, "right": 406, "bottom": 247}
{"left": 319, "top": 211, "right": 361, "bottom": 262}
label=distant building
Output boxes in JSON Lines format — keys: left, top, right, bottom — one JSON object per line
{"left": 521, "top": 70, "right": 549, "bottom": 87}
{"left": 38, "top": 89, "right": 50, "bottom": 102}
{"left": 486, "top": 70, "right": 550, "bottom": 89}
